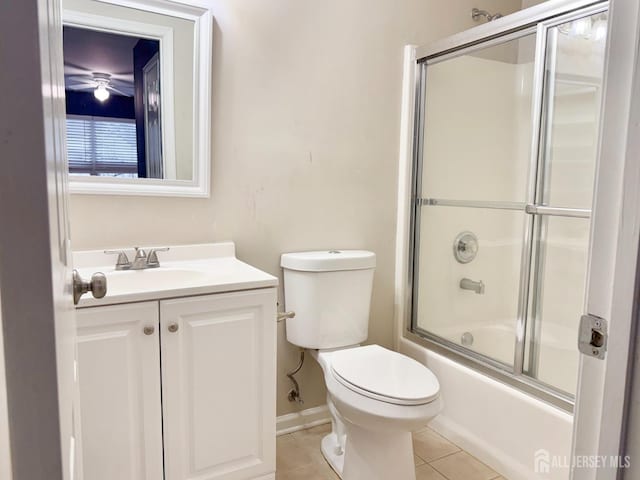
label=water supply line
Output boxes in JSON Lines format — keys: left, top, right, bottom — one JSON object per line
{"left": 276, "top": 303, "right": 304, "bottom": 403}
{"left": 287, "top": 349, "right": 305, "bottom": 404}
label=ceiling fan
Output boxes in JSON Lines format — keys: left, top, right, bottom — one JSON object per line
{"left": 64, "top": 71, "right": 133, "bottom": 102}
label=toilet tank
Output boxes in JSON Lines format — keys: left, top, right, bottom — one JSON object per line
{"left": 281, "top": 250, "right": 376, "bottom": 349}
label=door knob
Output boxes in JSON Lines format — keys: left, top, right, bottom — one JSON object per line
{"left": 73, "top": 270, "right": 107, "bottom": 305}
{"left": 168, "top": 323, "right": 179, "bottom": 333}
{"left": 143, "top": 326, "right": 155, "bottom": 336}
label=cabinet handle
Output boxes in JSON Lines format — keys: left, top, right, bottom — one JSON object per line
{"left": 168, "top": 323, "right": 179, "bottom": 333}
{"left": 143, "top": 326, "right": 155, "bottom": 336}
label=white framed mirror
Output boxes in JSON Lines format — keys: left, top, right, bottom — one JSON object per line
{"left": 63, "top": 0, "right": 212, "bottom": 197}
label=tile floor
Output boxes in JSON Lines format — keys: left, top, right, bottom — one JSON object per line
{"left": 276, "top": 423, "right": 507, "bottom": 480}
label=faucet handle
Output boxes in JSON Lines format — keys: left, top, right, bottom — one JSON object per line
{"left": 104, "top": 250, "right": 131, "bottom": 270}
{"left": 133, "top": 247, "right": 148, "bottom": 260}
{"left": 147, "top": 247, "right": 170, "bottom": 267}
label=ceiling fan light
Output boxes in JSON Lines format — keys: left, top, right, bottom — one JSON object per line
{"left": 570, "top": 17, "right": 591, "bottom": 37}
{"left": 94, "top": 85, "right": 110, "bottom": 102}
{"left": 593, "top": 19, "right": 607, "bottom": 41}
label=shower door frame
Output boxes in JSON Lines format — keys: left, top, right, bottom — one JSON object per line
{"left": 404, "top": 0, "right": 609, "bottom": 412}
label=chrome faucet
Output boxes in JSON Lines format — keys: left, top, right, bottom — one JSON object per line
{"left": 460, "top": 277, "right": 485, "bottom": 294}
{"left": 104, "top": 247, "right": 169, "bottom": 270}
{"left": 132, "top": 247, "right": 150, "bottom": 269}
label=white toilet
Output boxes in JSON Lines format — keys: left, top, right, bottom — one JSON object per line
{"left": 281, "top": 250, "right": 442, "bottom": 480}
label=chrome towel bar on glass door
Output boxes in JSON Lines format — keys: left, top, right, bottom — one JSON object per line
{"left": 419, "top": 198, "right": 591, "bottom": 218}
{"left": 419, "top": 198, "right": 526, "bottom": 210}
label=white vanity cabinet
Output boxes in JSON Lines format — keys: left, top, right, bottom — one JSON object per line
{"left": 161, "top": 289, "right": 277, "bottom": 480}
{"left": 76, "top": 301, "right": 164, "bottom": 480}
{"left": 76, "top": 288, "right": 277, "bottom": 480}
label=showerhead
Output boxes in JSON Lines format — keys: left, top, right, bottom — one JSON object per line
{"left": 472, "top": 8, "right": 503, "bottom": 22}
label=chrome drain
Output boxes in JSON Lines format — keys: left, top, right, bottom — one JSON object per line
{"left": 461, "top": 332, "right": 474, "bottom": 346}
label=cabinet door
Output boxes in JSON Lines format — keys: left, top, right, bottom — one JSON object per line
{"left": 161, "top": 288, "right": 277, "bottom": 480}
{"left": 76, "top": 302, "right": 163, "bottom": 480}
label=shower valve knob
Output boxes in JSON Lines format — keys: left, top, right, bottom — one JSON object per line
{"left": 453, "top": 231, "right": 479, "bottom": 264}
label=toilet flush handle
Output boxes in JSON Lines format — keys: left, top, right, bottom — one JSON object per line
{"left": 277, "top": 310, "right": 296, "bottom": 322}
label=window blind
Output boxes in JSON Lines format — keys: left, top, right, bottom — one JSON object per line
{"left": 66, "top": 115, "right": 138, "bottom": 177}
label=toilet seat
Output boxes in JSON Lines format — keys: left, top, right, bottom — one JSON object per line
{"left": 329, "top": 345, "right": 439, "bottom": 406}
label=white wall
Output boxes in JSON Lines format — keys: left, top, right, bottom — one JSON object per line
{"left": 521, "top": 0, "right": 549, "bottom": 8}
{"left": 68, "top": 0, "right": 523, "bottom": 416}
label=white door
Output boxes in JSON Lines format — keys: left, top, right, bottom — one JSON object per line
{"left": 76, "top": 303, "right": 163, "bottom": 480}
{"left": 571, "top": 0, "right": 640, "bottom": 479}
{"left": 160, "top": 289, "right": 277, "bottom": 480}
{"left": 0, "top": 0, "right": 97, "bottom": 478}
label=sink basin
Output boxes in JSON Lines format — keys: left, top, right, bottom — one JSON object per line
{"left": 72, "top": 243, "right": 279, "bottom": 307}
{"left": 104, "top": 268, "right": 211, "bottom": 294}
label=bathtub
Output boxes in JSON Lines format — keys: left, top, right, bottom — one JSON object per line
{"left": 399, "top": 332, "right": 573, "bottom": 480}
{"left": 435, "top": 321, "right": 580, "bottom": 395}
{"left": 436, "top": 322, "right": 516, "bottom": 366}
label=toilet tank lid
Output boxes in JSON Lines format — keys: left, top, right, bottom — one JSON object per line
{"left": 281, "top": 250, "right": 376, "bottom": 272}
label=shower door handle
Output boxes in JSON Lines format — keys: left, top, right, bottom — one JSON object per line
{"left": 525, "top": 204, "right": 591, "bottom": 218}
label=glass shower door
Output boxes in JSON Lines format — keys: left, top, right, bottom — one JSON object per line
{"left": 523, "top": 10, "right": 607, "bottom": 395}
{"left": 409, "top": 3, "right": 609, "bottom": 406}
{"left": 413, "top": 31, "right": 538, "bottom": 368}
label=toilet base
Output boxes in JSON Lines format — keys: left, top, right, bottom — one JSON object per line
{"left": 321, "top": 427, "right": 416, "bottom": 480}
{"left": 321, "top": 433, "right": 345, "bottom": 477}
{"left": 342, "top": 424, "right": 416, "bottom": 480}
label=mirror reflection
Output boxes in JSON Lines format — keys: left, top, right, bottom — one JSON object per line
{"left": 62, "top": 0, "right": 206, "bottom": 192}
{"left": 64, "top": 26, "right": 162, "bottom": 178}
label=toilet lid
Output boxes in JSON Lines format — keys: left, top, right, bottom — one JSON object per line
{"left": 330, "top": 345, "right": 440, "bottom": 406}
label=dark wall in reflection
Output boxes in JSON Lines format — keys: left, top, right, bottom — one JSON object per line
{"left": 65, "top": 91, "right": 135, "bottom": 119}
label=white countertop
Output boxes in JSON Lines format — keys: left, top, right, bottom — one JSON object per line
{"left": 73, "top": 242, "right": 278, "bottom": 308}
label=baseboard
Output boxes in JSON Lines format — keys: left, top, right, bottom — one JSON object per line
{"left": 252, "top": 474, "right": 275, "bottom": 480}
{"left": 276, "top": 405, "right": 331, "bottom": 436}
{"left": 430, "top": 415, "right": 538, "bottom": 480}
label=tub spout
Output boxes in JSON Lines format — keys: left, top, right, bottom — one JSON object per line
{"left": 460, "top": 278, "right": 485, "bottom": 294}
